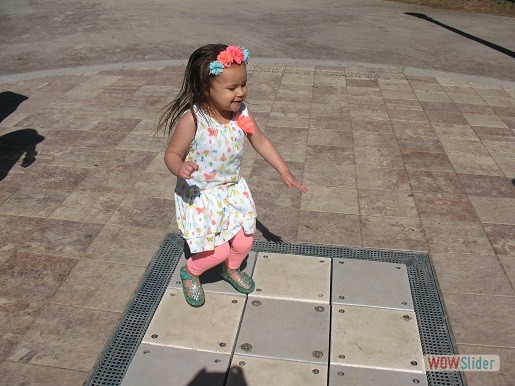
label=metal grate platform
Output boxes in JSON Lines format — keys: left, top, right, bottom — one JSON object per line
{"left": 87, "top": 234, "right": 464, "bottom": 386}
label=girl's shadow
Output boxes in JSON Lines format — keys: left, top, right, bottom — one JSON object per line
{"left": 0, "top": 128, "right": 45, "bottom": 181}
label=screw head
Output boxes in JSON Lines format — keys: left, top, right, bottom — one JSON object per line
{"left": 239, "top": 361, "right": 246, "bottom": 366}
{"left": 241, "top": 343, "right": 252, "bottom": 351}
{"left": 411, "top": 360, "right": 418, "bottom": 366}
{"left": 219, "top": 342, "right": 226, "bottom": 347}
{"left": 338, "top": 354, "right": 345, "bottom": 359}
{"left": 312, "top": 350, "right": 323, "bottom": 358}
{"left": 337, "top": 371, "right": 345, "bottom": 376}
{"left": 413, "top": 379, "right": 420, "bottom": 384}
{"left": 252, "top": 300, "right": 262, "bottom": 306}
{"left": 314, "top": 306, "right": 325, "bottom": 312}
{"left": 339, "top": 309, "right": 345, "bottom": 313}
{"left": 232, "top": 300, "right": 238, "bottom": 303}
{"left": 143, "top": 350, "right": 150, "bottom": 354}
{"left": 214, "top": 358, "right": 221, "bottom": 363}
{"left": 312, "top": 369, "right": 319, "bottom": 374}
{"left": 151, "top": 334, "right": 158, "bottom": 339}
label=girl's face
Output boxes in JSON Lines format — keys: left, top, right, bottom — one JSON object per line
{"left": 208, "top": 64, "right": 248, "bottom": 121}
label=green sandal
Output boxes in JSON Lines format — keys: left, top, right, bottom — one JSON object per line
{"left": 221, "top": 264, "right": 255, "bottom": 294}
{"left": 180, "top": 266, "right": 205, "bottom": 307}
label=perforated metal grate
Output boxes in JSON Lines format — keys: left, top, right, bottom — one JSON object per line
{"left": 88, "top": 235, "right": 464, "bottom": 386}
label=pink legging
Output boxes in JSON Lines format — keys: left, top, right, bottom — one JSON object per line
{"left": 186, "top": 229, "right": 254, "bottom": 276}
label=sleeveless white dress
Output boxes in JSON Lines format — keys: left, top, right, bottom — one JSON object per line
{"left": 174, "top": 103, "right": 257, "bottom": 253}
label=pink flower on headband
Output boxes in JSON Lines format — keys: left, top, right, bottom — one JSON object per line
{"left": 209, "top": 45, "right": 250, "bottom": 75}
{"left": 217, "top": 51, "right": 234, "bottom": 68}
{"left": 226, "top": 46, "right": 244, "bottom": 64}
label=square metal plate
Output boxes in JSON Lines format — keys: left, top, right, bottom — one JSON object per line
{"left": 332, "top": 258, "right": 414, "bottom": 310}
{"left": 331, "top": 305, "right": 425, "bottom": 373}
{"left": 329, "top": 365, "right": 428, "bottom": 385}
{"left": 142, "top": 289, "right": 244, "bottom": 354}
{"left": 121, "top": 343, "right": 230, "bottom": 386}
{"left": 227, "top": 355, "right": 328, "bottom": 386}
{"left": 235, "top": 297, "right": 330, "bottom": 363}
{"left": 168, "top": 251, "right": 258, "bottom": 296}
{"left": 251, "top": 252, "right": 331, "bottom": 303}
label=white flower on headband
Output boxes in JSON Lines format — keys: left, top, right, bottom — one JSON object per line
{"left": 209, "top": 46, "right": 250, "bottom": 76}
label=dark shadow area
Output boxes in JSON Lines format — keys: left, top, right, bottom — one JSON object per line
{"left": 186, "top": 368, "right": 227, "bottom": 386}
{"left": 256, "top": 219, "right": 283, "bottom": 243}
{"left": 0, "top": 91, "right": 28, "bottom": 123}
{"left": 0, "top": 128, "right": 45, "bottom": 181}
{"left": 405, "top": 12, "right": 515, "bottom": 59}
{"left": 186, "top": 366, "right": 248, "bottom": 386}
{"left": 198, "top": 258, "right": 251, "bottom": 285}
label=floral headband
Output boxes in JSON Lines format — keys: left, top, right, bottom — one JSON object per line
{"left": 209, "top": 45, "right": 250, "bottom": 76}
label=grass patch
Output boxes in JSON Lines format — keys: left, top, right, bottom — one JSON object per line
{"left": 387, "top": 0, "right": 514, "bottom": 17}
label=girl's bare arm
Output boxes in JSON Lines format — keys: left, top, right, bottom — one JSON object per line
{"left": 246, "top": 111, "right": 308, "bottom": 192}
{"left": 164, "top": 111, "right": 199, "bottom": 179}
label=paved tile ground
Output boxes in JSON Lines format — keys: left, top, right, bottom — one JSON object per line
{"left": 0, "top": 62, "right": 514, "bottom": 385}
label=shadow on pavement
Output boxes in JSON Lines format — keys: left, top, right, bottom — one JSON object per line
{"left": 0, "top": 128, "right": 45, "bottom": 180}
{"left": 0, "top": 91, "right": 28, "bottom": 123}
{"left": 406, "top": 12, "right": 515, "bottom": 58}
{"left": 186, "top": 366, "right": 248, "bottom": 386}
{"left": 256, "top": 219, "right": 283, "bottom": 243}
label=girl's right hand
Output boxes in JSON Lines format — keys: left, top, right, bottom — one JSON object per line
{"left": 280, "top": 170, "right": 308, "bottom": 193}
{"left": 177, "top": 161, "right": 199, "bottom": 179}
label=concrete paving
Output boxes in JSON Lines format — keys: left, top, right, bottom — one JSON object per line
{"left": 0, "top": 0, "right": 514, "bottom": 385}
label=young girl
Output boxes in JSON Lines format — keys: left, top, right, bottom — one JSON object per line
{"left": 159, "top": 44, "right": 307, "bottom": 307}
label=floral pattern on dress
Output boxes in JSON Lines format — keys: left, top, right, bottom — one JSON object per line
{"left": 174, "top": 103, "right": 256, "bottom": 253}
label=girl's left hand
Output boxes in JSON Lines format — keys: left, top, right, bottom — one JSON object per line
{"left": 281, "top": 170, "right": 308, "bottom": 192}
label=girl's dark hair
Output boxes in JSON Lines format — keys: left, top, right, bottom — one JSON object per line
{"left": 158, "top": 43, "right": 228, "bottom": 136}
